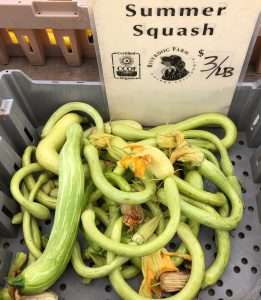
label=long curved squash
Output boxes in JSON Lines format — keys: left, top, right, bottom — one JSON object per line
{"left": 8, "top": 124, "right": 84, "bottom": 294}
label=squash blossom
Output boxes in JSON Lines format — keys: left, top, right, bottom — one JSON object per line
{"left": 139, "top": 247, "right": 191, "bottom": 298}
{"left": 89, "top": 133, "right": 114, "bottom": 149}
{"left": 119, "top": 153, "right": 151, "bottom": 178}
{"left": 118, "top": 144, "right": 174, "bottom": 179}
{"left": 170, "top": 145, "right": 204, "bottom": 167}
{"left": 132, "top": 215, "right": 162, "bottom": 245}
{"left": 120, "top": 204, "right": 144, "bottom": 232}
{"left": 157, "top": 130, "right": 187, "bottom": 150}
{"left": 156, "top": 130, "right": 204, "bottom": 167}
{"left": 160, "top": 271, "right": 190, "bottom": 293}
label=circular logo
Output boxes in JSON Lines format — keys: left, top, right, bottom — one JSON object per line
{"left": 147, "top": 46, "right": 196, "bottom": 83}
{"left": 120, "top": 55, "right": 134, "bottom": 66}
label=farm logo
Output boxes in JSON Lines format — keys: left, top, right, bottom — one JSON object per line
{"left": 147, "top": 46, "right": 196, "bottom": 83}
{"left": 112, "top": 52, "right": 141, "bottom": 80}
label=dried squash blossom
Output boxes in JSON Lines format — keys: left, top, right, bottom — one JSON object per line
{"left": 89, "top": 132, "right": 114, "bottom": 149}
{"left": 170, "top": 145, "right": 204, "bottom": 167}
{"left": 157, "top": 130, "right": 204, "bottom": 167}
{"left": 160, "top": 271, "right": 190, "bottom": 293}
{"left": 139, "top": 247, "right": 191, "bottom": 298}
{"left": 120, "top": 204, "right": 144, "bottom": 232}
{"left": 119, "top": 144, "right": 174, "bottom": 179}
{"left": 157, "top": 131, "right": 187, "bottom": 150}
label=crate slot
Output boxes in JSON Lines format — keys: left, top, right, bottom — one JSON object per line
{"left": 24, "top": 126, "right": 34, "bottom": 143}
{"left": 86, "top": 29, "right": 94, "bottom": 44}
{"left": 0, "top": 33, "right": 9, "bottom": 65}
{"left": 0, "top": 192, "right": 19, "bottom": 237}
{"left": 46, "top": 28, "right": 56, "bottom": 45}
{"left": 13, "top": 163, "right": 19, "bottom": 171}
{"left": 2, "top": 205, "right": 13, "bottom": 220}
{"left": 256, "top": 193, "right": 261, "bottom": 224}
{"left": 0, "top": 137, "right": 21, "bottom": 175}
{"left": 22, "top": 35, "right": 33, "bottom": 53}
{"left": 63, "top": 36, "right": 73, "bottom": 53}
{"left": 0, "top": 249, "right": 12, "bottom": 286}
{"left": 0, "top": 137, "right": 21, "bottom": 197}
{"left": 251, "top": 114, "right": 260, "bottom": 130}
{"left": 0, "top": 99, "right": 38, "bottom": 153}
{"left": 53, "top": 29, "right": 82, "bottom": 66}
{"left": 246, "top": 92, "right": 261, "bottom": 147}
{"left": 231, "top": 86, "right": 261, "bottom": 131}
{"left": 12, "top": 29, "right": 45, "bottom": 65}
{"left": 7, "top": 29, "right": 19, "bottom": 44}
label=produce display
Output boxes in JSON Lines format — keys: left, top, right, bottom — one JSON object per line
{"left": 3, "top": 102, "right": 244, "bottom": 300}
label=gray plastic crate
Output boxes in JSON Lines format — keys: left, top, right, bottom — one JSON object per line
{"left": 0, "top": 70, "right": 261, "bottom": 300}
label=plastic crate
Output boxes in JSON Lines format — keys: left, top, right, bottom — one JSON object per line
{"left": 0, "top": 70, "right": 261, "bottom": 300}
{"left": 0, "top": 0, "right": 95, "bottom": 67}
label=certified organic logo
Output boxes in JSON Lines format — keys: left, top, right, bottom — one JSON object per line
{"left": 112, "top": 52, "right": 141, "bottom": 80}
{"left": 147, "top": 46, "right": 196, "bottom": 83}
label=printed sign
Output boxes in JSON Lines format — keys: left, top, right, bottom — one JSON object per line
{"left": 92, "top": 1, "right": 260, "bottom": 125}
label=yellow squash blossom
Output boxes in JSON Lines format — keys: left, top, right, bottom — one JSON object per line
{"left": 119, "top": 144, "right": 174, "bottom": 179}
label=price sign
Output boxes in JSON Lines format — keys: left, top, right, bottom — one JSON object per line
{"left": 200, "top": 53, "right": 234, "bottom": 79}
{"left": 92, "top": 1, "right": 260, "bottom": 125}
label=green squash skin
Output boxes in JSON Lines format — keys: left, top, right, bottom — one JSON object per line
{"left": 8, "top": 124, "right": 84, "bottom": 294}
{"left": 149, "top": 113, "right": 237, "bottom": 150}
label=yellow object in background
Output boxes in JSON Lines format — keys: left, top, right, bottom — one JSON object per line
{"left": 86, "top": 29, "right": 94, "bottom": 44}
{"left": 86, "top": 29, "right": 93, "bottom": 37}
{"left": 46, "top": 29, "right": 56, "bottom": 45}
{"left": 7, "top": 28, "right": 94, "bottom": 50}
{"left": 7, "top": 29, "right": 19, "bottom": 44}
{"left": 22, "top": 35, "right": 33, "bottom": 52}
{"left": 63, "top": 36, "right": 72, "bottom": 53}
{"left": 46, "top": 29, "right": 72, "bottom": 52}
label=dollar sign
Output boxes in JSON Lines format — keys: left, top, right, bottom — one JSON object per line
{"left": 198, "top": 49, "right": 204, "bottom": 57}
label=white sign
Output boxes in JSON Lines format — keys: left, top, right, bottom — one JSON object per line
{"left": 92, "top": 0, "right": 260, "bottom": 125}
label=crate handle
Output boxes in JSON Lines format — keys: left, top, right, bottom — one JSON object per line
{"left": 32, "top": 1, "right": 78, "bottom": 16}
